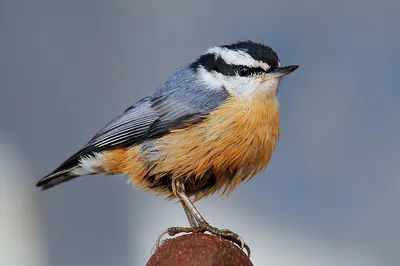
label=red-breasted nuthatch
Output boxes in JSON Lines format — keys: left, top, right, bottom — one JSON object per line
{"left": 36, "top": 41, "right": 298, "bottom": 255}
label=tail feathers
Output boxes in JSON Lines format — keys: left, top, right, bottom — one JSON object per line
{"left": 37, "top": 152, "right": 105, "bottom": 190}
{"left": 36, "top": 166, "right": 80, "bottom": 190}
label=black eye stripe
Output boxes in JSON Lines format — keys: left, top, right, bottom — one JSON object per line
{"left": 237, "top": 66, "right": 267, "bottom": 77}
{"left": 191, "top": 54, "right": 236, "bottom": 76}
{"left": 190, "top": 54, "right": 268, "bottom": 77}
{"left": 239, "top": 66, "right": 266, "bottom": 76}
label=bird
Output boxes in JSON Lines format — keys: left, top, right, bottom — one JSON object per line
{"left": 36, "top": 40, "right": 298, "bottom": 255}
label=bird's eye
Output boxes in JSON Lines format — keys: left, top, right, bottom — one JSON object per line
{"left": 238, "top": 66, "right": 250, "bottom": 77}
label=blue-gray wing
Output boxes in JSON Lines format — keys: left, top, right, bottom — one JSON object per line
{"left": 53, "top": 67, "right": 229, "bottom": 171}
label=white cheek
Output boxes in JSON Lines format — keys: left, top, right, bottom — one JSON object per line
{"left": 196, "top": 66, "right": 280, "bottom": 97}
{"left": 197, "top": 66, "right": 223, "bottom": 89}
{"left": 241, "top": 78, "right": 280, "bottom": 99}
{"left": 197, "top": 67, "right": 254, "bottom": 95}
{"left": 237, "top": 78, "right": 259, "bottom": 96}
{"left": 260, "top": 78, "right": 280, "bottom": 93}
{"left": 214, "top": 72, "right": 257, "bottom": 96}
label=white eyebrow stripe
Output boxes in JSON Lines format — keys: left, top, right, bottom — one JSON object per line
{"left": 205, "top": 47, "right": 270, "bottom": 71}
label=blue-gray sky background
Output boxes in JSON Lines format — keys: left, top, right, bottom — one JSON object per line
{"left": 1, "top": 0, "right": 399, "bottom": 265}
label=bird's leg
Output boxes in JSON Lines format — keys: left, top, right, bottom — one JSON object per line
{"left": 181, "top": 201, "right": 198, "bottom": 228}
{"left": 157, "top": 181, "right": 251, "bottom": 256}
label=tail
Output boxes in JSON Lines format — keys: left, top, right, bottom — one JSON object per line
{"left": 36, "top": 166, "right": 81, "bottom": 190}
{"left": 36, "top": 150, "right": 106, "bottom": 190}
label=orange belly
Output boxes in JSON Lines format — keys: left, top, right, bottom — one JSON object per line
{"left": 101, "top": 94, "right": 280, "bottom": 200}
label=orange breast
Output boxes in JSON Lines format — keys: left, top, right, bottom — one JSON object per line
{"left": 102, "top": 93, "right": 280, "bottom": 200}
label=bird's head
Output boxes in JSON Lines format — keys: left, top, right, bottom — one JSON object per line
{"left": 190, "top": 41, "right": 298, "bottom": 99}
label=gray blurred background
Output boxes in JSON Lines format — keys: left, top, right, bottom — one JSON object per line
{"left": 1, "top": 0, "right": 399, "bottom": 265}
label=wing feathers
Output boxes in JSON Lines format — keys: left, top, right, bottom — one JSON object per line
{"left": 38, "top": 67, "right": 230, "bottom": 188}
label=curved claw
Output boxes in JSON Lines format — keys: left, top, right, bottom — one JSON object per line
{"left": 150, "top": 244, "right": 158, "bottom": 256}
{"left": 155, "top": 228, "right": 170, "bottom": 248}
{"left": 237, "top": 234, "right": 245, "bottom": 249}
{"left": 204, "top": 226, "right": 250, "bottom": 257}
{"left": 228, "top": 232, "right": 251, "bottom": 257}
{"left": 243, "top": 242, "right": 251, "bottom": 257}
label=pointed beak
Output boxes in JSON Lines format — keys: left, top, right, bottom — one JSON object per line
{"left": 267, "top": 65, "right": 299, "bottom": 79}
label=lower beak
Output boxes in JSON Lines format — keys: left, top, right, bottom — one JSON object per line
{"left": 267, "top": 65, "right": 299, "bottom": 79}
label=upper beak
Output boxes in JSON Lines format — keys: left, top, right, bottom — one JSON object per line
{"left": 267, "top": 65, "right": 299, "bottom": 79}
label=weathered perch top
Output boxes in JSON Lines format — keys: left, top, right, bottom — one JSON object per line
{"left": 147, "top": 233, "right": 253, "bottom": 266}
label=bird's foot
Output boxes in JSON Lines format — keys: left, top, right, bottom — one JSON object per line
{"left": 156, "top": 223, "right": 251, "bottom": 257}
